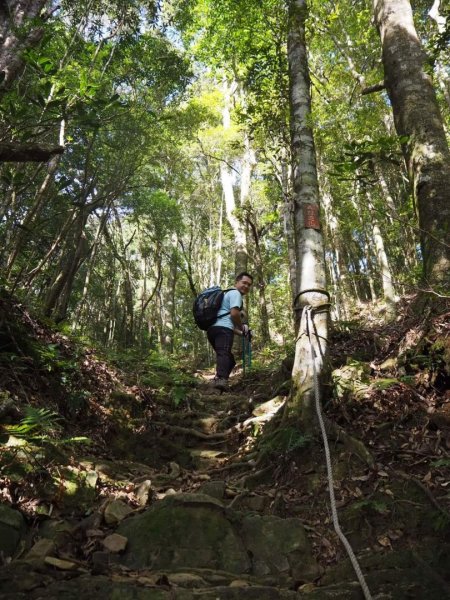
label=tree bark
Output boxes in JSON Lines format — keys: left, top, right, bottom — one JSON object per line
{"left": 220, "top": 78, "right": 248, "bottom": 275}
{"left": 367, "top": 195, "right": 397, "bottom": 317}
{"left": 0, "top": 0, "right": 49, "bottom": 95}
{"left": 247, "top": 216, "right": 271, "bottom": 345}
{"left": 287, "top": 0, "right": 329, "bottom": 427}
{"left": 0, "top": 143, "right": 64, "bottom": 162}
{"left": 373, "top": 0, "right": 450, "bottom": 288}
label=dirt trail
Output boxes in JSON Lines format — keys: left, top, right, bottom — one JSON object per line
{"left": 1, "top": 371, "right": 450, "bottom": 599}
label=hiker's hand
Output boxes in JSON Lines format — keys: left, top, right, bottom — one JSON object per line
{"left": 241, "top": 324, "right": 250, "bottom": 337}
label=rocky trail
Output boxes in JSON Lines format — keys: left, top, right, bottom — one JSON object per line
{"left": 1, "top": 370, "right": 450, "bottom": 600}
{"left": 1, "top": 294, "right": 450, "bottom": 598}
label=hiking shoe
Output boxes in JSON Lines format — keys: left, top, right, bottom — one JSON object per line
{"left": 214, "top": 378, "right": 229, "bottom": 391}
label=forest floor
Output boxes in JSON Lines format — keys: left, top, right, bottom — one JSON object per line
{"left": 0, "top": 291, "right": 449, "bottom": 598}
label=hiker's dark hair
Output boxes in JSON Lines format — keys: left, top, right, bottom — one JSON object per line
{"left": 235, "top": 271, "right": 253, "bottom": 282}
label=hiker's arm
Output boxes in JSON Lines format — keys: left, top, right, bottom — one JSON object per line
{"left": 230, "top": 307, "right": 244, "bottom": 334}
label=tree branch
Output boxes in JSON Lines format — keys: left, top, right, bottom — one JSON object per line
{"left": 361, "top": 82, "right": 386, "bottom": 96}
{"left": 0, "top": 143, "right": 64, "bottom": 162}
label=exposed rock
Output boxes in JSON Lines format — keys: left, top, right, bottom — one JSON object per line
{"left": 167, "top": 572, "right": 208, "bottom": 587}
{"left": 44, "top": 556, "right": 77, "bottom": 570}
{"left": 91, "top": 550, "right": 120, "bottom": 574}
{"left": 242, "top": 495, "right": 267, "bottom": 512}
{"left": 197, "top": 480, "right": 226, "bottom": 500}
{"left": 0, "top": 504, "right": 26, "bottom": 558}
{"left": 118, "top": 493, "right": 250, "bottom": 573}
{"left": 240, "top": 514, "right": 319, "bottom": 582}
{"left": 104, "top": 499, "right": 133, "bottom": 525}
{"left": 252, "top": 396, "right": 285, "bottom": 418}
{"left": 117, "top": 492, "right": 318, "bottom": 583}
{"left": 229, "top": 579, "right": 251, "bottom": 587}
{"left": 24, "top": 538, "right": 55, "bottom": 561}
{"left": 135, "top": 479, "right": 152, "bottom": 506}
{"left": 38, "top": 519, "right": 74, "bottom": 546}
{"left": 102, "top": 533, "right": 128, "bottom": 553}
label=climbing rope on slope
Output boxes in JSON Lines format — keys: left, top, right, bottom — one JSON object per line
{"left": 302, "top": 305, "right": 373, "bottom": 600}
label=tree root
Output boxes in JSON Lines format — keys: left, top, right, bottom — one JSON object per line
{"left": 152, "top": 421, "right": 230, "bottom": 440}
{"left": 323, "top": 416, "right": 375, "bottom": 467}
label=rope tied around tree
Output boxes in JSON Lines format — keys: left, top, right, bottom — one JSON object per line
{"left": 302, "top": 305, "right": 373, "bottom": 600}
{"left": 293, "top": 288, "right": 331, "bottom": 313}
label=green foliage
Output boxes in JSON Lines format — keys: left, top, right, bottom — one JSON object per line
{"left": 351, "top": 498, "right": 390, "bottom": 515}
{"left": 109, "top": 348, "right": 195, "bottom": 407}
{"left": 259, "top": 426, "right": 312, "bottom": 457}
{"left": 2, "top": 407, "right": 61, "bottom": 441}
{"left": 431, "top": 458, "right": 450, "bottom": 469}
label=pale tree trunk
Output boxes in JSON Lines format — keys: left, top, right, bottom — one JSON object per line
{"left": 216, "top": 197, "right": 223, "bottom": 283}
{"left": 367, "top": 195, "right": 397, "bottom": 316}
{"left": 280, "top": 152, "right": 297, "bottom": 305}
{"left": 373, "top": 0, "right": 450, "bottom": 288}
{"left": 221, "top": 78, "right": 247, "bottom": 275}
{"left": 362, "top": 234, "right": 377, "bottom": 302}
{"left": 287, "top": 0, "right": 329, "bottom": 427}
{"left": 164, "top": 238, "right": 178, "bottom": 353}
{"left": 428, "top": 0, "right": 450, "bottom": 110}
{"left": 71, "top": 205, "right": 112, "bottom": 332}
{"left": 321, "top": 189, "right": 348, "bottom": 320}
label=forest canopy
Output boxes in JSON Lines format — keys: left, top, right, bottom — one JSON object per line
{"left": 0, "top": 0, "right": 448, "bottom": 360}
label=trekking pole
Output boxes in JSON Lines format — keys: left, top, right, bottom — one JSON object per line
{"left": 242, "top": 334, "right": 246, "bottom": 375}
{"left": 248, "top": 337, "right": 252, "bottom": 369}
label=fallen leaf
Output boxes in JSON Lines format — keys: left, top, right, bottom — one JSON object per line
{"left": 377, "top": 535, "right": 392, "bottom": 548}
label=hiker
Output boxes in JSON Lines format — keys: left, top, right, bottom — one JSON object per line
{"left": 207, "top": 272, "right": 253, "bottom": 390}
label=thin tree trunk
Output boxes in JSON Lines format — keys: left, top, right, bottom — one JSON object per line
{"left": 43, "top": 211, "right": 89, "bottom": 320}
{"left": 5, "top": 153, "right": 60, "bottom": 277}
{"left": 248, "top": 217, "right": 271, "bottom": 344}
{"left": 221, "top": 78, "right": 248, "bottom": 275}
{"left": 71, "top": 205, "right": 112, "bottom": 331}
{"left": 367, "top": 196, "right": 397, "bottom": 317}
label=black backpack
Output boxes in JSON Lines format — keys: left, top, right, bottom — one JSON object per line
{"left": 193, "top": 286, "right": 237, "bottom": 331}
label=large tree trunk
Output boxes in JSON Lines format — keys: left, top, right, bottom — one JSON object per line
{"left": 373, "top": 0, "right": 450, "bottom": 288}
{"left": 0, "top": 0, "right": 49, "bottom": 95}
{"left": 287, "top": 0, "right": 329, "bottom": 427}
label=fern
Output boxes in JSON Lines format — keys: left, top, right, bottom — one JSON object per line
{"left": 2, "top": 406, "right": 61, "bottom": 439}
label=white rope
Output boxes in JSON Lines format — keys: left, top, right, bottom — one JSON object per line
{"left": 304, "top": 306, "right": 373, "bottom": 600}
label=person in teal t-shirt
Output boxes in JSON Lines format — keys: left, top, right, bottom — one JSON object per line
{"left": 207, "top": 272, "right": 253, "bottom": 391}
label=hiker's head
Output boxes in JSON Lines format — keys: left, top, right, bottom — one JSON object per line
{"left": 235, "top": 272, "right": 253, "bottom": 295}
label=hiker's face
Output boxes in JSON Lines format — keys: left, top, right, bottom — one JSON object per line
{"left": 235, "top": 276, "right": 253, "bottom": 295}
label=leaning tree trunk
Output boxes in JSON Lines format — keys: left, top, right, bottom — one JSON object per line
{"left": 287, "top": 0, "right": 329, "bottom": 428}
{"left": 373, "top": 0, "right": 450, "bottom": 288}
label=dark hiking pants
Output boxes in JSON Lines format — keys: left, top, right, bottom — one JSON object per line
{"left": 207, "top": 326, "right": 236, "bottom": 379}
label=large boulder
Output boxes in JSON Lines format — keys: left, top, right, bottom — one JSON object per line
{"left": 117, "top": 493, "right": 319, "bottom": 583}
{"left": 240, "top": 514, "right": 319, "bottom": 581}
{"left": 118, "top": 493, "right": 250, "bottom": 573}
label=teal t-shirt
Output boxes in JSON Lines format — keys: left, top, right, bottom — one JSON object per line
{"left": 212, "top": 289, "right": 243, "bottom": 330}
